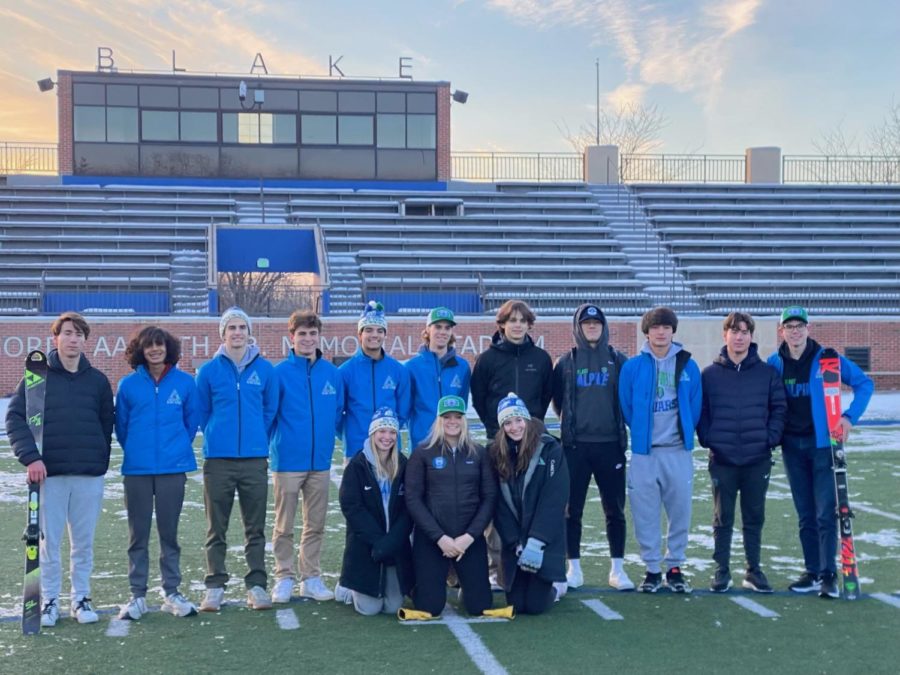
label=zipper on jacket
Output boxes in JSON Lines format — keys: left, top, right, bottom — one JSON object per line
{"left": 434, "top": 352, "right": 443, "bottom": 398}
{"left": 154, "top": 383, "right": 160, "bottom": 471}
{"left": 307, "top": 359, "right": 316, "bottom": 470}
{"left": 236, "top": 380, "right": 242, "bottom": 455}
{"left": 371, "top": 359, "right": 377, "bottom": 417}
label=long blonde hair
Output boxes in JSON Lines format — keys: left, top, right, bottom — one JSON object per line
{"left": 421, "top": 413, "right": 478, "bottom": 459}
{"left": 368, "top": 430, "right": 399, "bottom": 482}
{"left": 490, "top": 418, "right": 544, "bottom": 481}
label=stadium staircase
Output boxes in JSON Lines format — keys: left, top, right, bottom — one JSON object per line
{"left": 589, "top": 184, "right": 703, "bottom": 313}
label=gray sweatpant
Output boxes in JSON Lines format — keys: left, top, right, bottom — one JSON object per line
{"left": 40, "top": 475, "right": 105, "bottom": 602}
{"left": 124, "top": 473, "right": 187, "bottom": 597}
{"left": 351, "top": 567, "right": 403, "bottom": 616}
{"left": 628, "top": 446, "right": 694, "bottom": 573}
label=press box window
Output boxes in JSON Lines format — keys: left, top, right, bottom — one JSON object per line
{"left": 223, "top": 113, "right": 296, "bottom": 144}
{"left": 73, "top": 106, "right": 106, "bottom": 142}
{"left": 180, "top": 112, "right": 217, "bottom": 142}
{"left": 106, "top": 107, "right": 138, "bottom": 142}
{"left": 301, "top": 115, "right": 336, "bottom": 144}
{"left": 407, "top": 114, "right": 436, "bottom": 149}
{"left": 338, "top": 115, "right": 373, "bottom": 145}
{"left": 376, "top": 114, "right": 405, "bottom": 148}
{"left": 141, "top": 110, "right": 179, "bottom": 142}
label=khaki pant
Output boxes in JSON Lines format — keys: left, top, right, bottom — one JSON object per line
{"left": 272, "top": 471, "right": 331, "bottom": 581}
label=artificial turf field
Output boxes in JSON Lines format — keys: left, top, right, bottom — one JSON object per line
{"left": 1, "top": 426, "right": 898, "bottom": 675}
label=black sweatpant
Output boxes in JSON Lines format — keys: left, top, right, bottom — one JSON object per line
{"left": 709, "top": 456, "right": 772, "bottom": 572}
{"left": 506, "top": 569, "right": 555, "bottom": 616}
{"left": 565, "top": 441, "right": 627, "bottom": 559}
{"left": 412, "top": 532, "right": 492, "bottom": 617}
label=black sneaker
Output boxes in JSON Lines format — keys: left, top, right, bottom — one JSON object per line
{"left": 710, "top": 568, "right": 732, "bottom": 593}
{"left": 666, "top": 567, "right": 692, "bottom": 594}
{"left": 638, "top": 571, "right": 663, "bottom": 593}
{"left": 742, "top": 568, "right": 773, "bottom": 594}
{"left": 819, "top": 572, "right": 839, "bottom": 599}
{"left": 788, "top": 572, "right": 821, "bottom": 594}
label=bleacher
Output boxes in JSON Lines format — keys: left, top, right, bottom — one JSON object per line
{"left": 288, "top": 185, "right": 649, "bottom": 315}
{"left": 2, "top": 180, "right": 899, "bottom": 317}
{"left": 631, "top": 184, "right": 900, "bottom": 315}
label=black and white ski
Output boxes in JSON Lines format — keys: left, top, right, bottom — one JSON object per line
{"left": 22, "top": 350, "right": 48, "bottom": 634}
{"left": 820, "top": 348, "right": 860, "bottom": 600}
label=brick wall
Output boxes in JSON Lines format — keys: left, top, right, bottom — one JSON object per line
{"left": 436, "top": 84, "right": 451, "bottom": 182}
{"left": 1, "top": 317, "right": 896, "bottom": 395}
{"left": 57, "top": 72, "right": 73, "bottom": 176}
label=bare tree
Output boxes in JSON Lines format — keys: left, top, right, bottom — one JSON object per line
{"left": 557, "top": 102, "right": 669, "bottom": 156}
{"left": 812, "top": 101, "right": 900, "bottom": 182}
{"left": 218, "top": 271, "right": 287, "bottom": 315}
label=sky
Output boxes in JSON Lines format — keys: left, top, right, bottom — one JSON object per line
{"left": 1, "top": 0, "right": 899, "bottom": 155}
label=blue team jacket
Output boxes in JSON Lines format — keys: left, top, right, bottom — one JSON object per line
{"left": 618, "top": 349, "right": 702, "bottom": 455}
{"left": 270, "top": 350, "right": 345, "bottom": 472}
{"left": 115, "top": 365, "right": 200, "bottom": 475}
{"left": 339, "top": 349, "right": 410, "bottom": 458}
{"left": 196, "top": 349, "right": 279, "bottom": 459}
{"left": 404, "top": 345, "right": 471, "bottom": 449}
{"left": 767, "top": 348, "right": 873, "bottom": 448}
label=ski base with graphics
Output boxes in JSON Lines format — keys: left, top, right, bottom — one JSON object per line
{"left": 820, "top": 347, "right": 861, "bottom": 600}
{"left": 22, "top": 349, "right": 48, "bottom": 635}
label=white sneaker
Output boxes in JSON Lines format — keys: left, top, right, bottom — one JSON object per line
{"left": 162, "top": 592, "right": 198, "bottom": 617}
{"left": 246, "top": 586, "right": 273, "bottom": 610}
{"left": 609, "top": 567, "right": 636, "bottom": 591}
{"left": 566, "top": 565, "right": 584, "bottom": 589}
{"left": 71, "top": 597, "right": 99, "bottom": 624}
{"left": 40, "top": 599, "right": 60, "bottom": 627}
{"left": 553, "top": 581, "right": 568, "bottom": 601}
{"left": 272, "top": 578, "right": 295, "bottom": 604}
{"left": 200, "top": 587, "right": 225, "bottom": 612}
{"left": 333, "top": 583, "right": 353, "bottom": 605}
{"left": 299, "top": 576, "right": 334, "bottom": 601}
{"left": 118, "top": 596, "right": 147, "bottom": 621}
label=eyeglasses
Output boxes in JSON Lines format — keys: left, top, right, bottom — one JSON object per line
{"left": 782, "top": 323, "right": 807, "bottom": 332}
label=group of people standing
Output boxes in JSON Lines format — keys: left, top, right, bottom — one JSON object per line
{"left": 5, "top": 298, "right": 873, "bottom": 627}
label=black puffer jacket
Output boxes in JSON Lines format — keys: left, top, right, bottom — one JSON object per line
{"left": 493, "top": 432, "right": 569, "bottom": 586}
{"left": 697, "top": 344, "right": 787, "bottom": 467}
{"left": 471, "top": 332, "right": 553, "bottom": 439}
{"left": 6, "top": 350, "right": 114, "bottom": 476}
{"left": 339, "top": 450, "right": 414, "bottom": 598}
{"left": 404, "top": 441, "right": 496, "bottom": 542}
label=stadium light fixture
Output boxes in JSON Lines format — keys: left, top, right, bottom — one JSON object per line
{"left": 37, "top": 78, "right": 56, "bottom": 93}
{"left": 452, "top": 90, "right": 469, "bottom": 104}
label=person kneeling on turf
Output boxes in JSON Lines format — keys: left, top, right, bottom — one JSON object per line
{"left": 339, "top": 408, "right": 413, "bottom": 615}
{"left": 490, "top": 393, "right": 569, "bottom": 615}
{"left": 405, "top": 395, "right": 497, "bottom": 618}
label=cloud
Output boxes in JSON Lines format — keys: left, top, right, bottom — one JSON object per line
{"left": 486, "top": 0, "right": 763, "bottom": 102}
{"left": 605, "top": 82, "right": 648, "bottom": 109}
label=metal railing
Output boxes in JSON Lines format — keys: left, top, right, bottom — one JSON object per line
{"left": 620, "top": 154, "right": 746, "bottom": 183}
{"left": 451, "top": 152, "right": 582, "bottom": 182}
{"left": 217, "top": 274, "right": 324, "bottom": 317}
{"left": 783, "top": 155, "right": 900, "bottom": 184}
{"left": 0, "top": 141, "right": 58, "bottom": 175}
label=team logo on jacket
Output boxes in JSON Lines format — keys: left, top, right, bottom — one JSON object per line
{"left": 382, "top": 376, "right": 397, "bottom": 390}
{"left": 246, "top": 371, "right": 262, "bottom": 386}
{"left": 432, "top": 456, "right": 446, "bottom": 470}
{"left": 679, "top": 372, "right": 690, "bottom": 382}
{"left": 450, "top": 374, "right": 462, "bottom": 389}
{"left": 166, "top": 390, "right": 182, "bottom": 405}
{"left": 321, "top": 381, "right": 336, "bottom": 396}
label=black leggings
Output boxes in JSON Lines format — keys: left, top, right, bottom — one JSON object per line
{"left": 506, "top": 569, "right": 555, "bottom": 615}
{"left": 565, "top": 441, "right": 627, "bottom": 559}
{"left": 412, "top": 532, "right": 492, "bottom": 616}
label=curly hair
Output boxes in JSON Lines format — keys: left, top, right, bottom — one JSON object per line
{"left": 125, "top": 326, "right": 181, "bottom": 369}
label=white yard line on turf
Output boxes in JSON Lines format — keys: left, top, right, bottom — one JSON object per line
{"left": 276, "top": 608, "right": 300, "bottom": 630}
{"left": 443, "top": 605, "right": 509, "bottom": 675}
{"left": 330, "top": 466, "right": 343, "bottom": 489}
{"left": 769, "top": 480, "right": 900, "bottom": 522}
{"left": 871, "top": 593, "right": 900, "bottom": 610}
{"left": 581, "top": 599, "right": 624, "bottom": 620}
{"left": 106, "top": 618, "right": 131, "bottom": 637}
{"left": 730, "top": 596, "right": 779, "bottom": 618}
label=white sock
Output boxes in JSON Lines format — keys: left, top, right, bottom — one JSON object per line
{"left": 568, "top": 559, "right": 582, "bottom": 575}
{"left": 611, "top": 558, "right": 624, "bottom": 574}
